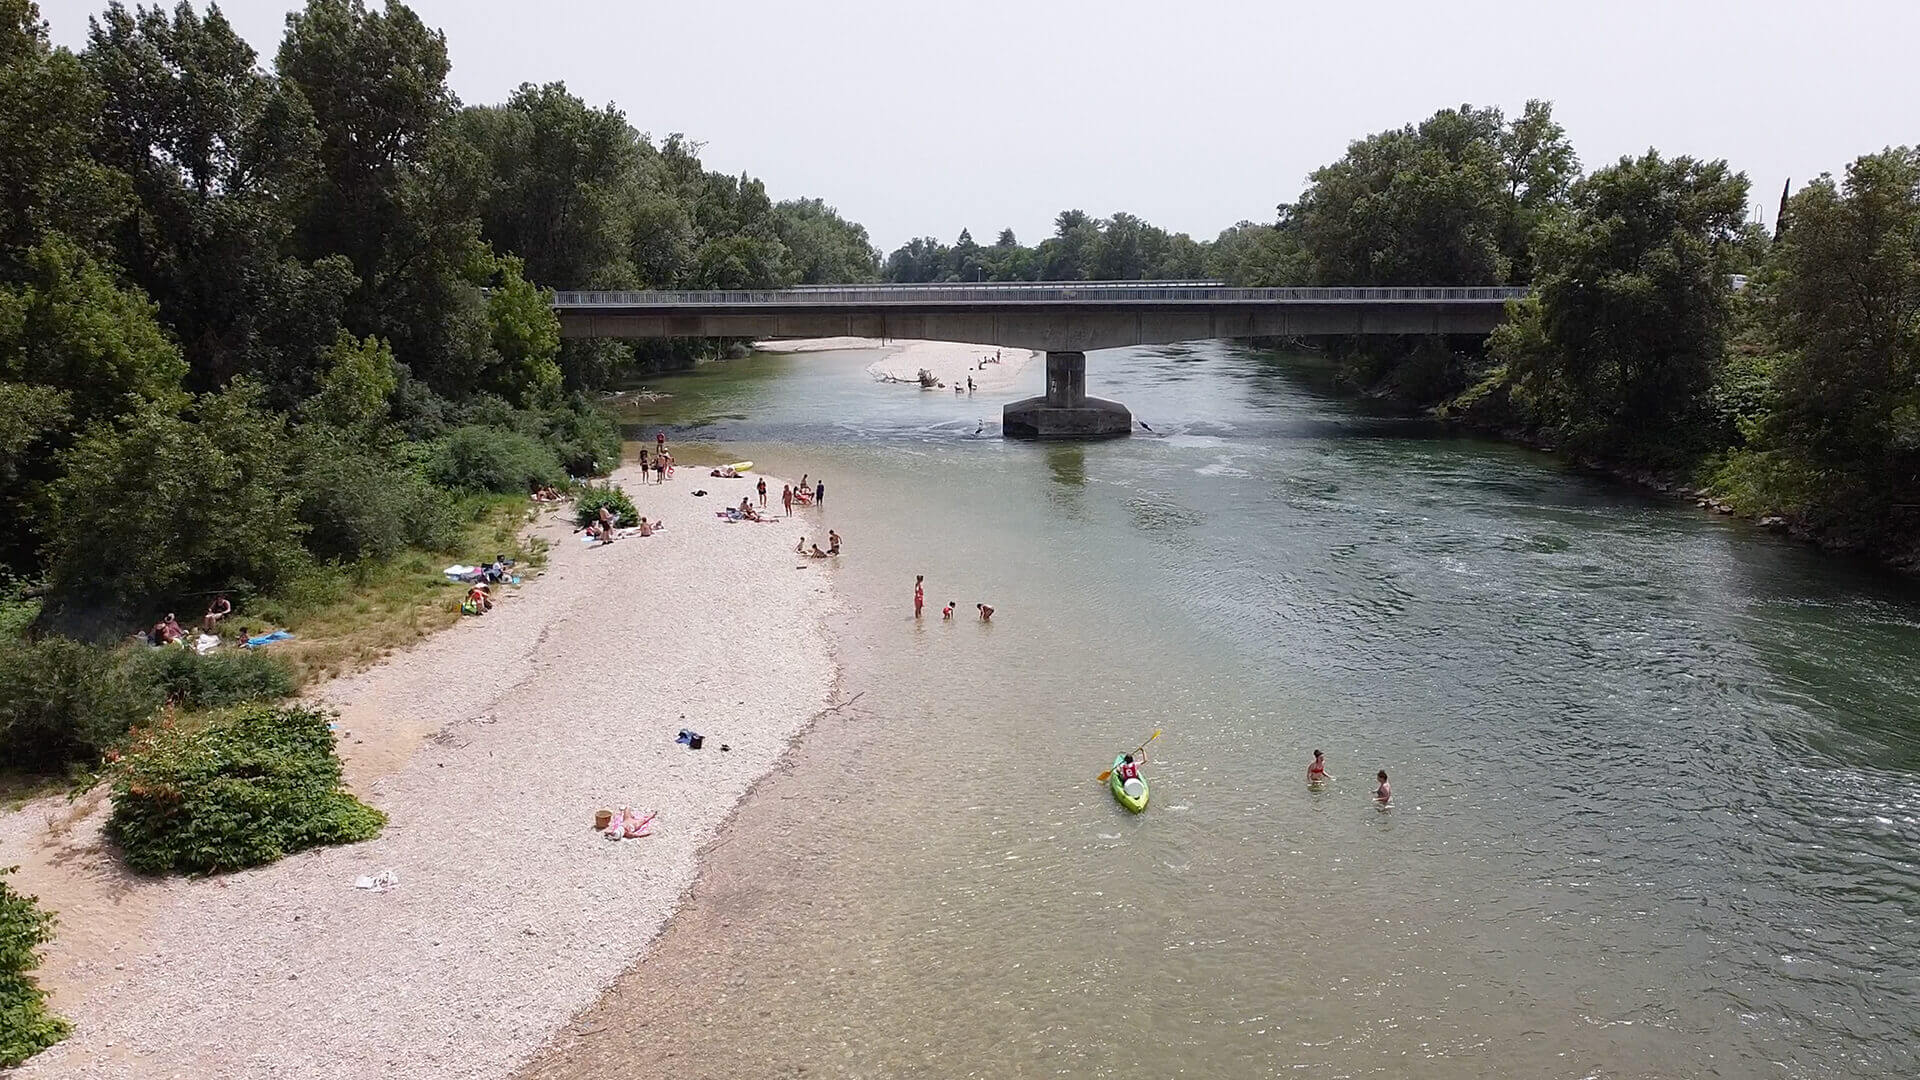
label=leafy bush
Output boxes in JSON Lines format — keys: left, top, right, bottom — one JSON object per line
{"left": 0, "top": 867, "right": 70, "bottom": 1067}
{"left": 538, "top": 399, "right": 621, "bottom": 477}
{"left": 0, "top": 637, "right": 160, "bottom": 769}
{"left": 107, "top": 704, "right": 386, "bottom": 875}
{"left": 294, "top": 445, "right": 462, "bottom": 561}
{"left": 120, "top": 647, "right": 297, "bottom": 711}
{"left": 42, "top": 383, "right": 310, "bottom": 636}
{"left": 573, "top": 482, "right": 637, "bottom": 528}
{"left": 423, "top": 424, "right": 564, "bottom": 494}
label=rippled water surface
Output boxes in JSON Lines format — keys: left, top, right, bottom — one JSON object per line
{"left": 588, "top": 342, "right": 1920, "bottom": 1079}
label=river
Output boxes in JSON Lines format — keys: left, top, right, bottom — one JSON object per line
{"left": 534, "top": 340, "right": 1920, "bottom": 1079}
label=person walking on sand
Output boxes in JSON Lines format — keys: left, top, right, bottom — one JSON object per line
{"left": 976, "top": 603, "right": 994, "bottom": 622}
{"left": 656, "top": 431, "right": 666, "bottom": 454}
{"left": 1308, "top": 749, "right": 1332, "bottom": 786}
{"left": 815, "top": 478, "right": 825, "bottom": 505}
{"left": 782, "top": 484, "right": 794, "bottom": 516}
{"left": 757, "top": 477, "right": 768, "bottom": 508}
{"left": 914, "top": 575, "right": 925, "bottom": 618}
{"left": 1374, "top": 771, "right": 1391, "bottom": 805}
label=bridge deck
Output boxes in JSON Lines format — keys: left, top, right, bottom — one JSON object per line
{"left": 551, "top": 282, "right": 1525, "bottom": 350}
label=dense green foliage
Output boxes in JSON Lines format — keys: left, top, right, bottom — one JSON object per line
{"left": 1708, "top": 149, "right": 1920, "bottom": 558}
{"left": 0, "top": 635, "right": 295, "bottom": 768}
{"left": 1487, "top": 152, "right": 1751, "bottom": 463}
{"left": 0, "top": 635, "right": 156, "bottom": 768}
{"left": 0, "top": 866, "right": 69, "bottom": 1067}
{"left": 572, "top": 481, "right": 638, "bottom": 529}
{"left": 0, "top": 0, "right": 873, "bottom": 644}
{"left": 107, "top": 703, "right": 385, "bottom": 875}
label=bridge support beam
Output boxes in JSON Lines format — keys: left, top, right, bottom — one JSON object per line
{"left": 1003, "top": 351, "right": 1131, "bottom": 440}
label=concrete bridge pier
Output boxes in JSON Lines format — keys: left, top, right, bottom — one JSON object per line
{"left": 1003, "top": 351, "right": 1132, "bottom": 439}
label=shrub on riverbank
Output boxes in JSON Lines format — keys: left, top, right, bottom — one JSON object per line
{"left": 574, "top": 482, "right": 638, "bottom": 528}
{"left": 0, "top": 868, "right": 70, "bottom": 1067}
{"left": 0, "top": 638, "right": 160, "bottom": 770}
{"left": 425, "top": 425, "right": 566, "bottom": 495}
{"left": 0, "top": 639, "right": 301, "bottom": 770}
{"left": 120, "top": 648, "right": 297, "bottom": 713}
{"left": 108, "top": 705, "right": 385, "bottom": 876}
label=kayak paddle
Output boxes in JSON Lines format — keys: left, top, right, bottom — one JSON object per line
{"left": 1097, "top": 729, "right": 1161, "bottom": 782}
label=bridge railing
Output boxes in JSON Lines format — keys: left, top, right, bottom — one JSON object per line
{"left": 551, "top": 284, "right": 1529, "bottom": 307}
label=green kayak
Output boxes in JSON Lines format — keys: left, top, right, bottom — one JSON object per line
{"left": 1110, "top": 754, "right": 1148, "bottom": 813}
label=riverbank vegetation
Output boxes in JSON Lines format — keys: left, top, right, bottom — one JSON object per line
{"left": 3, "top": 0, "right": 879, "bottom": 771}
{"left": 0, "top": 867, "right": 68, "bottom": 1066}
{"left": 881, "top": 102, "right": 1917, "bottom": 567}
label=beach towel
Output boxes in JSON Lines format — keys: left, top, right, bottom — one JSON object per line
{"left": 244, "top": 630, "right": 294, "bottom": 648}
{"left": 195, "top": 633, "right": 221, "bottom": 655}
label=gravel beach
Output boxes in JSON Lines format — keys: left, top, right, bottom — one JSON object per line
{"left": 754, "top": 337, "right": 1038, "bottom": 394}
{"left": 2, "top": 462, "right": 838, "bottom": 1080}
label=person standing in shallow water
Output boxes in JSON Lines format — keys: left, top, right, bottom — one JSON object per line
{"left": 1308, "top": 750, "right": 1331, "bottom": 786}
{"left": 815, "top": 479, "right": 825, "bottom": 505}
{"left": 914, "top": 575, "right": 924, "bottom": 618}
{"left": 1374, "top": 771, "right": 1391, "bottom": 805}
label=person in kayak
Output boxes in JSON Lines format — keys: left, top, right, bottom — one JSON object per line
{"left": 1374, "top": 770, "right": 1391, "bottom": 805}
{"left": 1115, "top": 751, "right": 1145, "bottom": 784}
{"left": 1308, "top": 749, "right": 1331, "bottom": 785}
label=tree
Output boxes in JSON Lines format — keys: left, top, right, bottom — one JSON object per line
{"left": 84, "top": 0, "right": 344, "bottom": 395}
{"left": 1493, "top": 150, "right": 1750, "bottom": 461}
{"left": 773, "top": 197, "right": 877, "bottom": 283}
{"left": 458, "top": 82, "right": 638, "bottom": 288}
{"left": 0, "top": 0, "right": 130, "bottom": 269}
{"left": 1746, "top": 148, "right": 1920, "bottom": 542}
{"left": 483, "top": 253, "right": 562, "bottom": 406}
{"left": 44, "top": 380, "right": 307, "bottom": 632}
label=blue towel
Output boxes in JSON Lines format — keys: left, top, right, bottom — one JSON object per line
{"left": 244, "top": 630, "right": 294, "bottom": 648}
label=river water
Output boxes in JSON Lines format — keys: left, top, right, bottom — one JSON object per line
{"left": 555, "top": 342, "right": 1920, "bottom": 1079}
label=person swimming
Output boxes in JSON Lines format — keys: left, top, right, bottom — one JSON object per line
{"left": 1308, "top": 749, "right": 1331, "bottom": 785}
{"left": 1374, "top": 770, "right": 1391, "bottom": 805}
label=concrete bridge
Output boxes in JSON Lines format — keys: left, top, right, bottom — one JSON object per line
{"left": 554, "top": 282, "right": 1525, "bottom": 438}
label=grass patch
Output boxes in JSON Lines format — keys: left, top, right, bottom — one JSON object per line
{"left": 244, "top": 494, "right": 548, "bottom": 686}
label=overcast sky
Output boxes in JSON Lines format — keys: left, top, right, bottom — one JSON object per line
{"left": 39, "top": 0, "right": 1920, "bottom": 252}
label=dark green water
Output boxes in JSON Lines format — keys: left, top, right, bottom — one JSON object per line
{"left": 616, "top": 342, "right": 1920, "bottom": 1079}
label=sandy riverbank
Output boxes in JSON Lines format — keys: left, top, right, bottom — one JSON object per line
{"left": 1, "top": 461, "right": 840, "bottom": 1079}
{"left": 755, "top": 338, "right": 1038, "bottom": 394}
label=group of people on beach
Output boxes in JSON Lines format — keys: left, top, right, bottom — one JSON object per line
{"left": 146, "top": 595, "right": 229, "bottom": 646}
{"left": 1306, "top": 749, "right": 1392, "bottom": 805}
{"left": 795, "top": 530, "right": 840, "bottom": 559}
{"left": 589, "top": 503, "right": 658, "bottom": 544}
{"left": 913, "top": 575, "right": 992, "bottom": 621}
{"left": 637, "top": 444, "right": 672, "bottom": 484}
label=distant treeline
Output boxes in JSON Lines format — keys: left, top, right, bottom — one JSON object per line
{"left": 888, "top": 102, "right": 1919, "bottom": 567}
